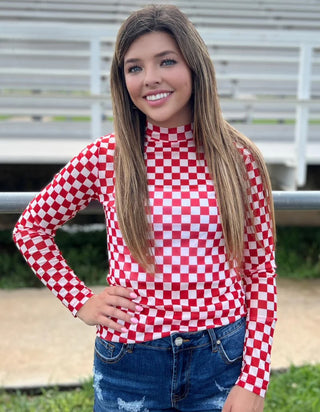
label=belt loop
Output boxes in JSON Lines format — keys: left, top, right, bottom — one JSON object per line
{"left": 207, "top": 328, "right": 218, "bottom": 353}
{"left": 125, "top": 343, "right": 135, "bottom": 353}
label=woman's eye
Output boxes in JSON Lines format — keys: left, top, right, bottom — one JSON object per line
{"left": 161, "top": 59, "right": 177, "bottom": 66}
{"left": 127, "top": 65, "right": 141, "bottom": 73}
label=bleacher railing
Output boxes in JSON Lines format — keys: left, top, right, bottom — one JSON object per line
{"left": 0, "top": 191, "right": 320, "bottom": 214}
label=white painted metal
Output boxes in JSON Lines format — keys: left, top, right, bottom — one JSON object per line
{"left": 90, "top": 38, "right": 102, "bottom": 139}
{"left": 295, "top": 45, "right": 313, "bottom": 187}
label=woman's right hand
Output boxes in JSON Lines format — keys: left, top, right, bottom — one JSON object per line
{"left": 77, "top": 286, "right": 143, "bottom": 333}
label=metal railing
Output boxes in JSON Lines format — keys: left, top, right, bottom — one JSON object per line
{"left": 0, "top": 191, "right": 319, "bottom": 214}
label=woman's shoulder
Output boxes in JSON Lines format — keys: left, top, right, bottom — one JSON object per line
{"left": 227, "top": 123, "right": 259, "bottom": 166}
{"left": 73, "top": 133, "right": 116, "bottom": 168}
{"left": 234, "top": 135, "right": 258, "bottom": 166}
{"left": 95, "top": 132, "right": 116, "bottom": 150}
{"left": 231, "top": 130, "right": 268, "bottom": 179}
{"left": 85, "top": 132, "right": 116, "bottom": 159}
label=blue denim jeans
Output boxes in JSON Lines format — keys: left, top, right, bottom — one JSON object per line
{"left": 93, "top": 317, "right": 246, "bottom": 412}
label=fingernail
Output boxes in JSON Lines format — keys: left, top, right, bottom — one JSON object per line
{"left": 131, "top": 317, "right": 139, "bottom": 324}
{"left": 130, "top": 292, "right": 138, "bottom": 299}
{"left": 136, "top": 305, "right": 143, "bottom": 312}
{"left": 121, "top": 327, "right": 128, "bottom": 333}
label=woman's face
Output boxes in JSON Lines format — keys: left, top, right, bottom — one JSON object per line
{"left": 123, "top": 31, "right": 193, "bottom": 128}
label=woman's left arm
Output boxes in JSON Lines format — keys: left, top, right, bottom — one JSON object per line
{"left": 224, "top": 149, "right": 277, "bottom": 411}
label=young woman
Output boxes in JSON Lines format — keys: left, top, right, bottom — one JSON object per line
{"left": 13, "top": 5, "right": 277, "bottom": 412}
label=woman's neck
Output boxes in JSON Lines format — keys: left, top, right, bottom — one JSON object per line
{"left": 145, "top": 122, "right": 193, "bottom": 142}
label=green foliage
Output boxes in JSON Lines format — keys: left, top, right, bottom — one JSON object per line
{"left": 55, "top": 228, "right": 109, "bottom": 286}
{"left": 0, "top": 228, "right": 108, "bottom": 289}
{"left": 0, "top": 252, "right": 41, "bottom": 289}
{"left": 265, "top": 365, "right": 320, "bottom": 412}
{"left": 1, "top": 226, "right": 319, "bottom": 289}
{"left": 276, "top": 227, "right": 320, "bottom": 279}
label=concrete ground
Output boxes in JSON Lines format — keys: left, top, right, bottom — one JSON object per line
{"left": 0, "top": 277, "right": 320, "bottom": 389}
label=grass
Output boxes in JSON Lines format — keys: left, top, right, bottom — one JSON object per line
{"left": 53, "top": 116, "right": 91, "bottom": 122}
{"left": 0, "top": 380, "right": 94, "bottom": 412}
{"left": 0, "top": 365, "right": 319, "bottom": 411}
{"left": 1, "top": 114, "right": 319, "bottom": 125}
{"left": 252, "top": 119, "right": 320, "bottom": 125}
{"left": 265, "top": 364, "right": 320, "bottom": 412}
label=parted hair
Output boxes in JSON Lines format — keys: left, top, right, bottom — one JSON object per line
{"left": 110, "top": 4, "right": 275, "bottom": 272}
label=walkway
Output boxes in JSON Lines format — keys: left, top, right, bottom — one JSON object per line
{"left": 0, "top": 277, "right": 320, "bottom": 389}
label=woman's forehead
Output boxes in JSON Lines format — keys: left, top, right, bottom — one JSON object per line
{"left": 124, "top": 31, "right": 180, "bottom": 61}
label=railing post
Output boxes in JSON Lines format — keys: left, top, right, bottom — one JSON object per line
{"left": 295, "top": 44, "right": 313, "bottom": 187}
{"left": 90, "top": 38, "right": 102, "bottom": 139}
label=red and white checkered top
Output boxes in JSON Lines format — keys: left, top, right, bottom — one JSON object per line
{"left": 13, "top": 122, "right": 277, "bottom": 397}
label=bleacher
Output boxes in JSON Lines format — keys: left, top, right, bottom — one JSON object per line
{"left": 2, "top": 0, "right": 320, "bottom": 30}
{"left": 1, "top": 0, "right": 320, "bottom": 190}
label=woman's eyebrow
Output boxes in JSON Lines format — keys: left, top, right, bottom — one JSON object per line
{"left": 154, "top": 50, "right": 178, "bottom": 58}
{"left": 124, "top": 57, "right": 140, "bottom": 65}
{"left": 124, "top": 50, "right": 178, "bottom": 66}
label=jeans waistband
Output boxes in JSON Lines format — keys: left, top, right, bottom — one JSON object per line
{"left": 127, "top": 317, "right": 246, "bottom": 352}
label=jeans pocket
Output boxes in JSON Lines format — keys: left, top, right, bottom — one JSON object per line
{"left": 94, "top": 337, "right": 129, "bottom": 364}
{"left": 214, "top": 317, "right": 246, "bottom": 365}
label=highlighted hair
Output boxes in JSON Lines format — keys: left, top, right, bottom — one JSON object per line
{"left": 110, "top": 4, "right": 275, "bottom": 272}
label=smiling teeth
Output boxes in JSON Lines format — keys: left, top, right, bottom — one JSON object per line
{"left": 146, "top": 92, "right": 170, "bottom": 101}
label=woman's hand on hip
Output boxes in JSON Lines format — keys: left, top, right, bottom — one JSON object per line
{"left": 222, "top": 385, "right": 264, "bottom": 412}
{"left": 77, "top": 286, "right": 142, "bottom": 333}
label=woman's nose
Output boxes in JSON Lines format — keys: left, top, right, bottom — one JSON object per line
{"left": 144, "top": 67, "right": 161, "bottom": 87}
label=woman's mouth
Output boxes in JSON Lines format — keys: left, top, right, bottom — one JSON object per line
{"left": 145, "top": 92, "right": 172, "bottom": 102}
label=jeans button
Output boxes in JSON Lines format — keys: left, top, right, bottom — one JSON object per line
{"left": 174, "top": 337, "right": 183, "bottom": 346}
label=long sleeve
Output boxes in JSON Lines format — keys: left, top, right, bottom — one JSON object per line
{"left": 235, "top": 148, "right": 277, "bottom": 398}
{"left": 13, "top": 141, "right": 102, "bottom": 316}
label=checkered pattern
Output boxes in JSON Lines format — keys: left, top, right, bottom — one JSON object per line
{"left": 13, "top": 122, "right": 277, "bottom": 398}
{"left": 233, "top": 146, "right": 278, "bottom": 397}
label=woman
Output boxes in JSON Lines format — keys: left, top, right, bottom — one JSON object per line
{"left": 13, "top": 5, "right": 277, "bottom": 411}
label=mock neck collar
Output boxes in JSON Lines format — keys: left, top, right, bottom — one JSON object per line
{"left": 145, "top": 122, "right": 193, "bottom": 142}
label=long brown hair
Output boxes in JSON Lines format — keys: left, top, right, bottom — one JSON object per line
{"left": 110, "top": 4, "right": 275, "bottom": 271}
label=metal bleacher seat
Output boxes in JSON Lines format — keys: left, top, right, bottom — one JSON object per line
{"left": 0, "top": 0, "right": 320, "bottom": 190}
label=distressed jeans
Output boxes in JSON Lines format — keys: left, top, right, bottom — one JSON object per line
{"left": 93, "top": 316, "right": 246, "bottom": 412}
